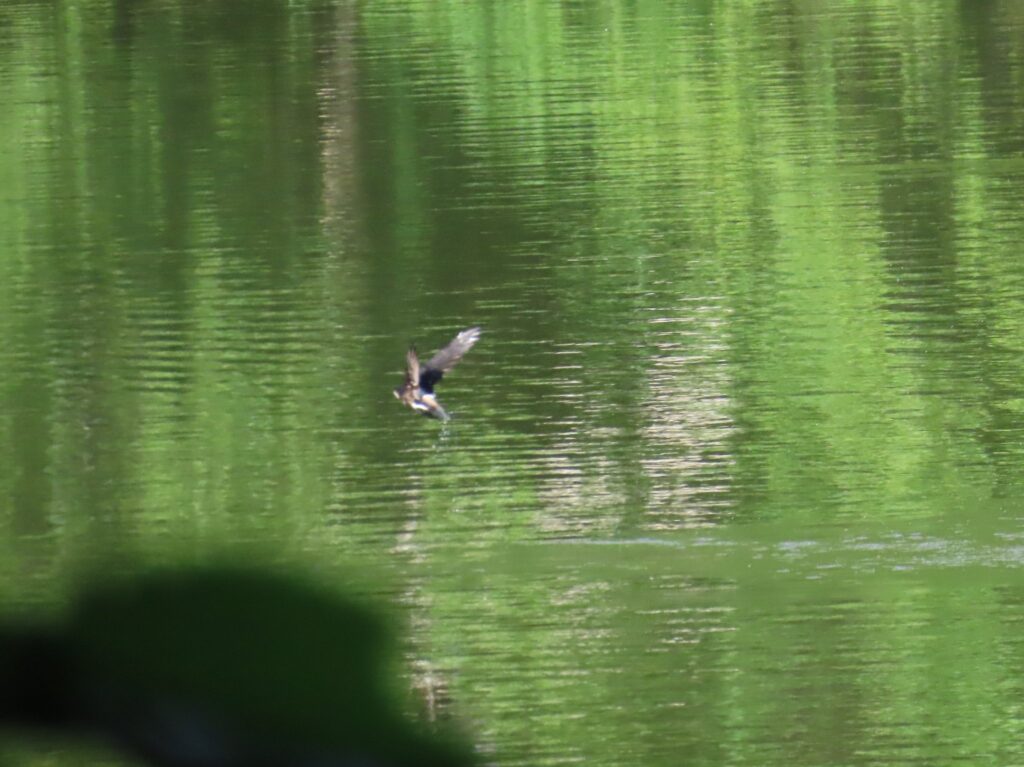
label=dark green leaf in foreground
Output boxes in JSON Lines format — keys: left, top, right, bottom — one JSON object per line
{"left": 0, "top": 567, "right": 476, "bottom": 767}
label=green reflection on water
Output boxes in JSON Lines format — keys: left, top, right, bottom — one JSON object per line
{"left": 2, "top": 1, "right": 1024, "bottom": 766}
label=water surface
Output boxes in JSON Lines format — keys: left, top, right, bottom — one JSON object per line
{"left": 3, "top": 2, "right": 1024, "bottom": 765}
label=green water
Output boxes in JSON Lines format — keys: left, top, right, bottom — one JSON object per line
{"left": 3, "top": 2, "right": 1024, "bottom": 765}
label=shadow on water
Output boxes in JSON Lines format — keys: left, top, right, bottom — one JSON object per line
{"left": 0, "top": 564, "right": 478, "bottom": 767}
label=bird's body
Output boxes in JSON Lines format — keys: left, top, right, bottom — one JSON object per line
{"left": 394, "top": 327, "right": 481, "bottom": 420}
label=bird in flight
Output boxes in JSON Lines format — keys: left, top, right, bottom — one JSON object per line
{"left": 394, "top": 327, "right": 481, "bottom": 420}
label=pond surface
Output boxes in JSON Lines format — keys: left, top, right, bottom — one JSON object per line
{"left": 3, "top": 2, "right": 1024, "bottom": 765}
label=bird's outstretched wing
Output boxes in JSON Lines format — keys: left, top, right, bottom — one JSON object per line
{"left": 420, "top": 327, "right": 481, "bottom": 391}
{"left": 404, "top": 346, "right": 420, "bottom": 389}
{"left": 425, "top": 327, "right": 481, "bottom": 372}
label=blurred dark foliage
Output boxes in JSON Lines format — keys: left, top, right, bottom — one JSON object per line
{"left": 0, "top": 566, "right": 476, "bottom": 767}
